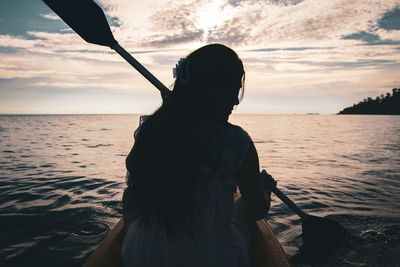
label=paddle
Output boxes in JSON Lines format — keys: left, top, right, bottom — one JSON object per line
{"left": 42, "top": 0, "right": 170, "bottom": 101}
{"left": 261, "top": 170, "right": 348, "bottom": 258}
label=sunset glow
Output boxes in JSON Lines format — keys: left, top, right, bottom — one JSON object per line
{"left": 196, "top": 1, "right": 230, "bottom": 39}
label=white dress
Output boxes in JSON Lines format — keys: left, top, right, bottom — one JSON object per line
{"left": 121, "top": 123, "right": 252, "bottom": 267}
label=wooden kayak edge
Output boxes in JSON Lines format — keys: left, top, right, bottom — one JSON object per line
{"left": 83, "top": 219, "right": 124, "bottom": 267}
{"left": 251, "top": 219, "right": 292, "bottom": 267}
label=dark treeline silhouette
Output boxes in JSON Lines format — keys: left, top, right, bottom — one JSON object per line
{"left": 338, "top": 88, "right": 400, "bottom": 115}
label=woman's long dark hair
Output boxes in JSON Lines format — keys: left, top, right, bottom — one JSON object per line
{"left": 122, "top": 44, "right": 245, "bottom": 236}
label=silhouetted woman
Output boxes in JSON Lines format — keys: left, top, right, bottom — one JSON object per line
{"left": 121, "top": 44, "right": 271, "bottom": 267}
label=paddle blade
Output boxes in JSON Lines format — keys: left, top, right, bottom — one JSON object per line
{"left": 300, "top": 215, "right": 348, "bottom": 258}
{"left": 42, "top": 0, "right": 117, "bottom": 48}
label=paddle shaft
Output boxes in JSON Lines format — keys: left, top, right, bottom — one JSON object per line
{"left": 272, "top": 187, "right": 307, "bottom": 219}
{"left": 113, "top": 43, "right": 170, "bottom": 101}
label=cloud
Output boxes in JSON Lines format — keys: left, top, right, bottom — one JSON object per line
{"left": 143, "top": 30, "right": 204, "bottom": 47}
{"left": 0, "top": 46, "right": 24, "bottom": 54}
{"left": 227, "top": 0, "right": 243, "bottom": 7}
{"left": 228, "top": 0, "right": 304, "bottom": 7}
{"left": 156, "top": 0, "right": 396, "bottom": 48}
{"left": 90, "top": 0, "right": 400, "bottom": 51}
{"left": 267, "top": 0, "right": 304, "bottom": 6}
{"left": 342, "top": 31, "right": 380, "bottom": 43}
{"left": 40, "top": 13, "right": 60, "bottom": 21}
{"left": 5, "top": 0, "right": 400, "bottom": 51}
{"left": 249, "top": 47, "right": 325, "bottom": 52}
{"left": 342, "top": 5, "right": 400, "bottom": 47}
{"left": 378, "top": 6, "right": 400, "bottom": 31}
{"left": 342, "top": 30, "right": 400, "bottom": 46}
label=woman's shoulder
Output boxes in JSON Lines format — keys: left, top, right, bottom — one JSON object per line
{"left": 213, "top": 123, "right": 253, "bottom": 171}
{"left": 224, "top": 123, "right": 252, "bottom": 143}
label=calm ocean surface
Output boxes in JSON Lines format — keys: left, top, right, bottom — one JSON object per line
{"left": 0, "top": 114, "right": 399, "bottom": 267}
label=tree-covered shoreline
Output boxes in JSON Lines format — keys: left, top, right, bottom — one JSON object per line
{"left": 338, "top": 88, "right": 400, "bottom": 115}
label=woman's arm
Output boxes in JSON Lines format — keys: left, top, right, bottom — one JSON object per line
{"left": 236, "top": 141, "right": 270, "bottom": 220}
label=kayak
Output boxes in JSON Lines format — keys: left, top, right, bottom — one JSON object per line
{"left": 83, "top": 218, "right": 291, "bottom": 267}
{"left": 83, "top": 204, "right": 291, "bottom": 267}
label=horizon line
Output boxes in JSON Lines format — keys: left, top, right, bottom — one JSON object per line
{"left": 0, "top": 113, "right": 335, "bottom": 116}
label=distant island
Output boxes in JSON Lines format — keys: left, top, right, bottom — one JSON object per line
{"left": 338, "top": 88, "right": 400, "bottom": 115}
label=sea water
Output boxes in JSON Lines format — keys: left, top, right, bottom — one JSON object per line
{"left": 0, "top": 114, "right": 399, "bottom": 267}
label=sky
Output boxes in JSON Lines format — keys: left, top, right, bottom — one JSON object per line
{"left": 0, "top": 0, "right": 400, "bottom": 114}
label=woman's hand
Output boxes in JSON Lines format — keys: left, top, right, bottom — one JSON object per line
{"left": 260, "top": 169, "right": 277, "bottom": 198}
